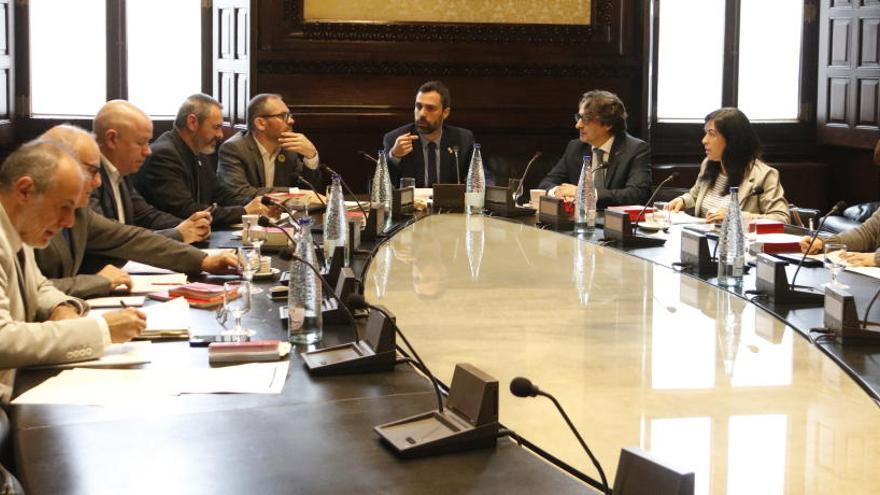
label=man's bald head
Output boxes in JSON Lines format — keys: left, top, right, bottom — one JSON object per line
{"left": 41, "top": 124, "right": 102, "bottom": 207}
{"left": 93, "top": 100, "right": 153, "bottom": 176}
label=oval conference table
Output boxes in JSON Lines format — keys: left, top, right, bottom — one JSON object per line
{"left": 11, "top": 211, "right": 880, "bottom": 495}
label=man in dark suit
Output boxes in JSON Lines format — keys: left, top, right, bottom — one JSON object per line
{"left": 133, "top": 94, "right": 267, "bottom": 227}
{"left": 35, "top": 126, "right": 240, "bottom": 299}
{"left": 91, "top": 100, "right": 211, "bottom": 244}
{"left": 383, "top": 81, "right": 475, "bottom": 187}
{"left": 217, "top": 93, "right": 324, "bottom": 204}
{"left": 538, "top": 90, "right": 651, "bottom": 208}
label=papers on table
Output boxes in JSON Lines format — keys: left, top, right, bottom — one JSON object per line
{"left": 86, "top": 295, "right": 146, "bottom": 308}
{"left": 26, "top": 341, "right": 152, "bottom": 370}
{"left": 130, "top": 273, "right": 188, "bottom": 294}
{"left": 12, "top": 361, "right": 290, "bottom": 406}
{"left": 123, "top": 260, "right": 176, "bottom": 275}
{"left": 202, "top": 248, "right": 235, "bottom": 257}
{"left": 669, "top": 211, "right": 708, "bottom": 225}
{"left": 847, "top": 266, "right": 880, "bottom": 280}
{"left": 137, "top": 298, "right": 191, "bottom": 338}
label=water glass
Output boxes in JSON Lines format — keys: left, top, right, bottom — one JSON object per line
{"left": 238, "top": 246, "right": 263, "bottom": 294}
{"left": 653, "top": 201, "right": 671, "bottom": 229}
{"left": 222, "top": 281, "right": 253, "bottom": 338}
{"left": 400, "top": 177, "right": 416, "bottom": 189}
{"left": 824, "top": 242, "right": 849, "bottom": 289}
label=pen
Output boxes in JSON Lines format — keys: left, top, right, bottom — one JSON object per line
{"left": 120, "top": 300, "right": 128, "bottom": 309}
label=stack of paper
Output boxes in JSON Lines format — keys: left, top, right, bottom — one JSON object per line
{"left": 130, "top": 273, "right": 188, "bottom": 294}
{"left": 137, "top": 298, "right": 192, "bottom": 339}
{"left": 86, "top": 295, "right": 146, "bottom": 308}
{"left": 123, "top": 261, "right": 175, "bottom": 275}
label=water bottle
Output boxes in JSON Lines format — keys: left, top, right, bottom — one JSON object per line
{"left": 372, "top": 149, "right": 393, "bottom": 231}
{"left": 288, "top": 217, "right": 322, "bottom": 344}
{"left": 575, "top": 155, "right": 597, "bottom": 233}
{"left": 717, "top": 186, "right": 745, "bottom": 287}
{"left": 465, "top": 144, "right": 485, "bottom": 214}
{"left": 323, "top": 173, "right": 349, "bottom": 267}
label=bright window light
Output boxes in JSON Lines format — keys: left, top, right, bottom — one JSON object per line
{"left": 127, "top": 0, "right": 201, "bottom": 116}
{"left": 30, "top": 0, "right": 106, "bottom": 116}
{"left": 657, "top": 0, "right": 725, "bottom": 120}
{"left": 738, "top": 0, "right": 803, "bottom": 121}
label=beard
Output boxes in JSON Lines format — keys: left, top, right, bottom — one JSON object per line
{"left": 415, "top": 118, "right": 441, "bottom": 135}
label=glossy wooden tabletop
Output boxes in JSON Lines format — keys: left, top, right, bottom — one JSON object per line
{"left": 364, "top": 214, "right": 880, "bottom": 495}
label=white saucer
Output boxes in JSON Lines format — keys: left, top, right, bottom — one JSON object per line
{"left": 252, "top": 267, "right": 280, "bottom": 280}
{"left": 636, "top": 221, "right": 667, "bottom": 232}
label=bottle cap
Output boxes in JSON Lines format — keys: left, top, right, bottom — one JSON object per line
{"left": 297, "top": 217, "right": 313, "bottom": 227}
{"left": 473, "top": 143, "right": 481, "bottom": 149}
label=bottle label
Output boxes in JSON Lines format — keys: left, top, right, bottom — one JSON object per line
{"left": 288, "top": 306, "right": 305, "bottom": 330}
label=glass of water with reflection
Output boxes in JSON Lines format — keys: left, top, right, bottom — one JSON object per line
{"left": 823, "top": 242, "right": 849, "bottom": 289}
{"left": 221, "top": 280, "right": 253, "bottom": 338}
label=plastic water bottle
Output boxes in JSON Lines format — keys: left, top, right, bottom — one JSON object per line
{"left": 288, "top": 217, "right": 322, "bottom": 344}
{"left": 372, "top": 149, "right": 393, "bottom": 230}
{"left": 575, "top": 155, "right": 597, "bottom": 233}
{"left": 323, "top": 173, "right": 349, "bottom": 267}
{"left": 717, "top": 186, "right": 745, "bottom": 287}
{"left": 465, "top": 144, "right": 485, "bottom": 214}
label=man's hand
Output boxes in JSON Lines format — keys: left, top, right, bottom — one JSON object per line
{"left": 841, "top": 251, "right": 876, "bottom": 267}
{"left": 177, "top": 210, "right": 212, "bottom": 244}
{"left": 705, "top": 208, "right": 727, "bottom": 223}
{"left": 102, "top": 308, "right": 147, "bottom": 343}
{"left": 390, "top": 134, "right": 418, "bottom": 160}
{"left": 799, "top": 236, "right": 824, "bottom": 254}
{"left": 554, "top": 183, "right": 577, "bottom": 199}
{"left": 202, "top": 252, "right": 240, "bottom": 274}
{"left": 97, "top": 264, "right": 132, "bottom": 292}
{"left": 278, "top": 131, "right": 317, "bottom": 159}
{"left": 667, "top": 197, "right": 685, "bottom": 212}
{"left": 49, "top": 303, "right": 80, "bottom": 321}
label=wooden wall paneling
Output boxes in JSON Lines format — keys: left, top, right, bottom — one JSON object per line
{"left": 858, "top": 78, "right": 879, "bottom": 125}
{"left": 0, "top": 0, "right": 10, "bottom": 120}
{"left": 214, "top": 0, "right": 249, "bottom": 126}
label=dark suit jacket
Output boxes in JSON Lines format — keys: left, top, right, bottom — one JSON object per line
{"left": 132, "top": 130, "right": 244, "bottom": 227}
{"left": 34, "top": 208, "right": 207, "bottom": 299}
{"left": 382, "top": 124, "right": 475, "bottom": 187}
{"left": 538, "top": 133, "right": 652, "bottom": 208}
{"left": 216, "top": 131, "right": 325, "bottom": 203}
{"left": 90, "top": 157, "right": 183, "bottom": 241}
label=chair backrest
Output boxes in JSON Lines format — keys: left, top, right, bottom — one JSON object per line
{"left": 789, "top": 205, "right": 821, "bottom": 228}
{"left": 613, "top": 447, "right": 695, "bottom": 495}
{"left": 0, "top": 408, "right": 23, "bottom": 495}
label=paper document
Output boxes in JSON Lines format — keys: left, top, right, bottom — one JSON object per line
{"left": 669, "top": 211, "right": 708, "bottom": 224}
{"left": 86, "top": 295, "right": 146, "bottom": 308}
{"left": 847, "top": 266, "right": 880, "bottom": 280}
{"left": 26, "top": 341, "right": 152, "bottom": 370}
{"left": 130, "top": 273, "right": 188, "bottom": 293}
{"left": 141, "top": 297, "right": 191, "bottom": 333}
{"left": 12, "top": 361, "right": 289, "bottom": 406}
{"left": 202, "top": 248, "right": 235, "bottom": 257}
{"left": 123, "top": 260, "right": 176, "bottom": 275}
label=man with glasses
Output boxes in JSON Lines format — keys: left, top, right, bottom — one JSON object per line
{"left": 217, "top": 93, "right": 324, "bottom": 204}
{"left": 91, "top": 100, "right": 211, "bottom": 244}
{"left": 538, "top": 90, "right": 651, "bottom": 208}
{"left": 35, "top": 125, "right": 239, "bottom": 299}
{"left": 134, "top": 93, "right": 267, "bottom": 226}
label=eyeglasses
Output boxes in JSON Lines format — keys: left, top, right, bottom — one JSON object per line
{"left": 81, "top": 163, "right": 101, "bottom": 179}
{"left": 574, "top": 113, "right": 594, "bottom": 124}
{"left": 260, "top": 112, "right": 292, "bottom": 121}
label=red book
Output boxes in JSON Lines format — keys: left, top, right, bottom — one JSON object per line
{"left": 748, "top": 219, "right": 784, "bottom": 234}
{"left": 209, "top": 340, "right": 281, "bottom": 352}
{"left": 607, "top": 205, "right": 655, "bottom": 222}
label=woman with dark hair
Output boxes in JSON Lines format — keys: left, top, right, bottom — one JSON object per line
{"left": 668, "top": 108, "right": 790, "bottom": 223}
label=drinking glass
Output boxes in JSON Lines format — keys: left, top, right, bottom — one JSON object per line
{"left": 400, "top": 177, "right": 416, "bottom": 189}
{"left": 238, "top": 246, "right": 263, "bottom": 294}
{"left": 221, "top": 281, "right": 253, "bottom": 338}
{"left": 824, "top": 242, "right": 849, "bottom": 289}
{"left": 653, "top": 201, "right": 671, "bottom": 229}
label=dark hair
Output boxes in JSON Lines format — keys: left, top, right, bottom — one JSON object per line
{"left": 417, "top": 81, "right": 451, "bottom": 109}
{"left": 174, "top": 93, "right": 221, "bottom": 130}
{"left": 247, "top": 93, "right": 283, "bottom": 131}
{"left": 579, "top": 90, "right": 628, "bottom": 138}
{"left": 700, "top": 107, "right": 762, "bottom": 192}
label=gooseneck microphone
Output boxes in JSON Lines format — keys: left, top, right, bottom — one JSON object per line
{"left": 347, "top": 294, "right": 444, "bottom": 413}
{"left": 510, "top": 377, "right": 610, "bottom": 495}
{"left": 261, "top": 196, "right": 299, "bottom": 227}
{"left": 739, "top": 185, "right": 764, "bottom": 206}
{"left": 278, "top": 247, "right": 357, "bottom": 342}
{"left": 790, "top": 200, "right": 847, "bottom": 290}
{"left": 447, "top": 145, "right": 461, "bottom": 183}
{"left": 512, "top": 151, "right": 542, "bottom": 205}
{"left": 358, "top": 150, "right": 379, "bottom": 165}
{"left": 632, "top": 172, "right": 679, "bottom": 235}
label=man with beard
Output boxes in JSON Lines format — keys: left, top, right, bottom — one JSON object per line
{"left": 133, "top": 93, "right": 267, "bottom": 226}
{"left": 216, "top": 93, "right": 324, "bottom": 204}
{"left": 383, "top": 81, "right": 475, "bottom": 187}
{"left": 91, "top": 100, "right": 211, "bottom": 244}
{"left": 538, "top": 90, "right": 651, "bottom": 208}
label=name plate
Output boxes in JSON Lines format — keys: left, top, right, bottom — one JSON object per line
{"left": 485, "top": 185, "right": 535, "bottom": 217}
{"left": 433, "top": 184, "right": 466, "bottom": 212}
{"left": 604, "top": 209, "right": 666, "bottom": 248}
{"left": 755, "top": 253, "right": 823, "bottom": 304}
{"left": 824, "top": 285, "right": 880, "bottom": 343}
{"left": 392, "top": 187, "right": 414, "bottom": 220}
{"left": 537, "top": 196, "right": 573, "bottom": 230}
{"left": 680, "top": 229, "right": 716, "bottom": 276}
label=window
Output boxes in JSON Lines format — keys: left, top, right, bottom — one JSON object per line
{"left": 655, "top": 0, "right": 804, "bottom": 122}
{"left": 29, "top": 0, "right": 202, "bottom": 118}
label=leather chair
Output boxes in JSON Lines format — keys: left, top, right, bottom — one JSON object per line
{"left": 0, "top": 409, "right": 24, "bottom": 495}
{"left": 823, "top": 202, "right": 880, "bottom": 234}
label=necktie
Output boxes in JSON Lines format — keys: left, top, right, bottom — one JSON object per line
{"left": 426, "top": 142, "right": 438, "bottom": 187}
{"left": 15, "top": 249, "right": 30, "bottom": 322}
{"left": 593, "top": 148, "right": 607, "bottom": 189}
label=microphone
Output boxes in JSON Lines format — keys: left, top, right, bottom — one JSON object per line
{"left": 509, "top": 377, "right": 610, "bottom": 494}
{"left": 258, "top": 215, "right": 298, "bottom": 239}
{"left": 358, "top": 150, "right": 379, "bottom": 165}
{"left": 297, "top": 176, "right": 326, "bottom": 206}
{"left": 320, "top": 164, "right": 369, "bottom": 220}
{"left": 279, "top": 247, "right": 357, "bottom": 341}
{"left": 347, "top": 294, "right": 444, "bottom": 413}
{"left": 740, "top": 185, "right": 764, "bottom": 205}
{"left": 632, "top": 172, "right": 679, "bottom": 235}
{"left": 790, "top": 200, "right": 847, "bottom": 290}
{"left": 447, "top": 145, "right": 461, "bottom": 183}
{"left": 261, "top": 195, "right": 299, "bottom": 227}
{"left": 512, "top": 151, "right": 542, "bottom": 205}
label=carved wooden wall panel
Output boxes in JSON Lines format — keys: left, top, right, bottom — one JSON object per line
{"left": 214, "top": 0, "right": 249, "bottom": 126}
